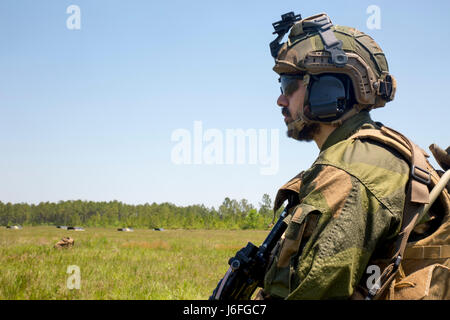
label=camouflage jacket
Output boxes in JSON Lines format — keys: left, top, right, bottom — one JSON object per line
{"left": 263, "top": 111, "right": 410, "bottom": 299}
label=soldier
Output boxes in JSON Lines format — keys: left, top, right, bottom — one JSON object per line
{"left": 258, "top": 13, "right": 449, "bottom": 299}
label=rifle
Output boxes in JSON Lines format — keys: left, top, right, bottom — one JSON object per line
{"left": 209, "top": 206, "right": 291, "bottom": 300}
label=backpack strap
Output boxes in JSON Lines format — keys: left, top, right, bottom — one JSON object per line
{"left": 380, "top": 126, "right": 430, "bottom": 203}
{"left": 404, "top": 244, "right": 450, "bottom": 259}
{"left": 350, "top": 125, "right": 431, "bottom": 299}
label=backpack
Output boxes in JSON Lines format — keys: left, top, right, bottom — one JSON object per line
{"left": 349, "top": 125, "right": 450, "bottom": 300}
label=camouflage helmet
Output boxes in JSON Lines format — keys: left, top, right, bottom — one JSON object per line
{"left": 272, "top": 13, "right": 396, "bottom": 126}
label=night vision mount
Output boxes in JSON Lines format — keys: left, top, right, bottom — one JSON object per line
{"left": 270, "top": 12, "right": 348, "bottom": 67}
{"left": 270, "top": 12, "right": 302, "bottom": 59}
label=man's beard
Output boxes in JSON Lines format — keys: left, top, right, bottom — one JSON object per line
{"left": 286, "top": 122, "right": 320, "bottom": 141}
{"left": 283, "top": 107, "right": 320, "bottom": 141}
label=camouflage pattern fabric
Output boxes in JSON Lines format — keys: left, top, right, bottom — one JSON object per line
{"left": 263, "top": 111, "right": 410, "bottom": 299}
{"left": 54, "top": 237, "right": 75, "bottom": 249}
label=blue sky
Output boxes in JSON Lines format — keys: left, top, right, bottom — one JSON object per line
{"left": 1, "top": 0, "right": 449, "bottom": 209}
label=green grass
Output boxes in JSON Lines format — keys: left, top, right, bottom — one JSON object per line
{"left": 0, "top": 226, "right": 268, "bottom": 299}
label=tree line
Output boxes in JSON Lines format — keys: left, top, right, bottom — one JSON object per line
{"left": 0, "top": 194, "right": 279, "bottom": 230}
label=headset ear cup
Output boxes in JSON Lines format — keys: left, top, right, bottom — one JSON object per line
{"left": 308, "top": 75, "right": 347, "bottom": 120}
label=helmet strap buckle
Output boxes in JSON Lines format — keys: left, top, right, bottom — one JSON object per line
{"left": 376, "top": 74, "right": 396, "bottom": 101}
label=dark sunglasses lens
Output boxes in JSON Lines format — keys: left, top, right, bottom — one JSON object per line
{"left": 280, "top": 75, "right": 303, "bottom": 96}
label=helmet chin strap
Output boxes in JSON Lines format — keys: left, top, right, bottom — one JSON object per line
{"left": 286, "top": 75, "right": 313, "bottom": 140}
{"left": 286, "top": 117, "right": 306, "bottom": 140}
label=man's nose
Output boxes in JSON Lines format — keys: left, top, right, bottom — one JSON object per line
{"left": 277, "top": 94, "right": 288, "bottom": 108}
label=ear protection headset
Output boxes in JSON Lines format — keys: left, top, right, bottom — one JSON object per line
{"left": 286, "top": 73, "right": 356, "bottom": 138}
{"left": 306, "top": 74, "right": 352, "bottom": 122}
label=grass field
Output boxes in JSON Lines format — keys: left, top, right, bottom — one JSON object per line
{"left": 0, "top": 226, "right": 268, "bottom": 300}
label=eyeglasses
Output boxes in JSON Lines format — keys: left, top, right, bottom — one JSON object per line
{"left": 279, "top": 74, "right": 304, "bottom": 96}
